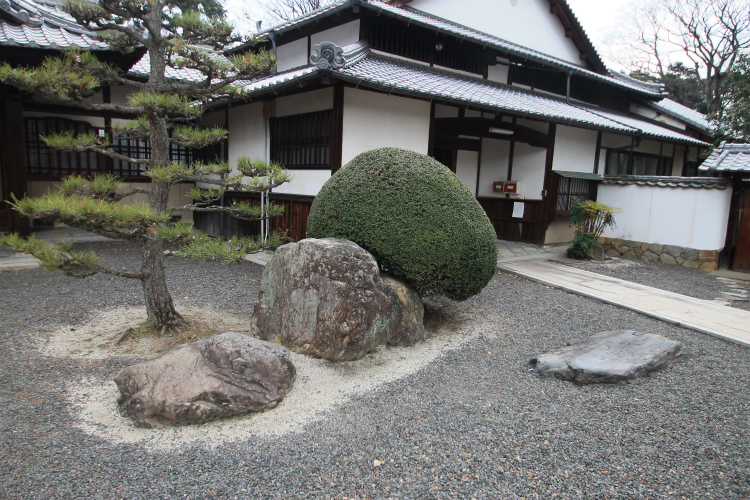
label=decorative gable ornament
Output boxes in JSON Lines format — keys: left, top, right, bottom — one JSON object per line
{"left": 310, "top": 42, "right": 345, "bottom": 70}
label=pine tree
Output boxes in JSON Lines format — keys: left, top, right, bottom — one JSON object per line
{"left": 0, "top": 0, "right": 289, "bottom": 334}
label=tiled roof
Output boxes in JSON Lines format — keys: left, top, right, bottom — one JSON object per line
{"left": 249, "top": 0, "right": 664, "bottom": 97}
{"left": 602, "top": 176, "right": 730, "bottom": 190}
{"left": 129, "top": 51, "right": 227, "bottom": 82}
{"left": 235, "top": 42, "right": 707, "bottom": 147}
{"left": 650, "top": 98, "right": 715, "bottom": 135}
{"left": 0, "top": 0, "right": 108, "bottom": 50}
{"left": 699, "top": 142, "right": 750, "bottom": 172}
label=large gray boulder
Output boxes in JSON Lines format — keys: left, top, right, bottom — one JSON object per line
{"left": 255, "top": 238, "right": 425, "bottom": 361}
{"left": 115, "top": 332, "right": 295, "bottom": 428}
{"left": 529, "top": 330, "right": 683, "bottom": 384}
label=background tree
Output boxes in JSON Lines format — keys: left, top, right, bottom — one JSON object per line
{"left": 263, "top": 0, "right": 333, "bottom": 24}
{"left": 608, "top": 0, "right": 750, "bottom": 117}
{"left": 0, "top": 0, "right": 289, "bottom": 334}
{"left": 717, "top": 53, "right": 750, "bottom": 140}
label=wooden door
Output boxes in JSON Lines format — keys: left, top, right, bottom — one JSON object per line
{"left": 732, "top": 185, "right": 750, "bottom": 271}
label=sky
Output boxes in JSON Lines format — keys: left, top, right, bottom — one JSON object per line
{"left": 562, "top": 0, "right": 633, "bottom": 70}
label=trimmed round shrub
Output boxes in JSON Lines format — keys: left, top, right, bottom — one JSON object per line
{"left": 306, "top": 147, "right": 498, "bottom": 301}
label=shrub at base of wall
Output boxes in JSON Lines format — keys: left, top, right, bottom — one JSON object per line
{"left": 598, "top": 237, "right": 720, "bottom": 272}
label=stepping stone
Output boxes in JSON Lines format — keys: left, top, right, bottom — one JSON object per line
{"left": 529, "top": 330, "right": 683, "bottom": 384}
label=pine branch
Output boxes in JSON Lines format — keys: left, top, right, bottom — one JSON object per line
{"left": 43, "top": 132, "right": 152, "bottom": 167}
{"left": 0, "top": 233, "right": 147, "bottom": 279}
{"left": 10, "top": 193, "right": 169, "bottom": 241}
{"left": 172, "top": 201, "right": 285, "bottom": 221}
{"left": 169, "top": 125, "right": 227, "bottom": 148}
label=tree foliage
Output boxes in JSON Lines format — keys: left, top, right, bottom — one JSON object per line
{"left": 567, "top": 200, "right": 621, "bottom": 260}
{"left": 716, "top": 54, "right": 750, "bottom": 141}
{"left": 306, "top": 148, "right": 498, "bottom": 301}
{"left": 0, "top": 0, "right": 289, "bottom": 333}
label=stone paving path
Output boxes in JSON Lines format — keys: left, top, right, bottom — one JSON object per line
{"left": 500, "top": 259, "right": 750, "bottom": 347}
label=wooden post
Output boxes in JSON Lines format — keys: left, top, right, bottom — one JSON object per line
{"left": 330, "top": 84, "right": 344, "bottom": 174}
{"left": 0, "top": 88, "right": 30, "bottom": 236}
{"left": 539, "top": 123, "right": 557, "bottom": 245}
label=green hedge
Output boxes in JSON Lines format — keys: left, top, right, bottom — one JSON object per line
{"left": 306, "top": 147, "right": 498, "bottom": 301}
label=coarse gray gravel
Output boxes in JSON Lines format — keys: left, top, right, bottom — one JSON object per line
{"left": 1, "top": 241, "right": 749, "bottom": 499}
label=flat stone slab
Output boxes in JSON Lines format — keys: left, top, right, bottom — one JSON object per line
{"left": 529, "top": 330, "right": 683, "bottom": 384}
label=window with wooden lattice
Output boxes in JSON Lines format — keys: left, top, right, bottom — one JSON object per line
{"left": 24, "top": 116, "right": 196, "bottom": 179}
{"left": 270, "top": 110, "right": 332, "bottom": 169}
{"left": 24, "top": 117, "right": 102, "bottom": 178}
{"left": 112, "top": 130, "right": 194, "bottom": 177}
{"left": 557, "top": 177, "right": 595, "bottom": 212}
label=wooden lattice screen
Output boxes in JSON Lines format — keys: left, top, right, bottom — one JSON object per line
{"left": 270, "top": 110, "right": 332, "bottom": 169}
{"left": 24, "top": 117, "right": 101, "bottom": 177}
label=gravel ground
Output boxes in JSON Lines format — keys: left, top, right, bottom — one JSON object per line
{"left": 563, "top": 257, "right": 750, "bottom": 311}
{"left": 1, "top": 241, "right": 749, "bottom": 499}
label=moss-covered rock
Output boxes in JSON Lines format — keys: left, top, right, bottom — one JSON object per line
{"left": 306, "top": 147, "right": 498, "bottom": 301}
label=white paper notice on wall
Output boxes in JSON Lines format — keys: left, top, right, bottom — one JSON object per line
{"left": 512, "top": 202, "right": 525, "bottom": 218}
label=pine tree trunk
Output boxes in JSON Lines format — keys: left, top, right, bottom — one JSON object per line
{"left": 142, "top": 234, "right": 185, "bottom": 331}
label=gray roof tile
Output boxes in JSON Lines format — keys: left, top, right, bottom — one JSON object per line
{"left": 602, "top": 175, "right": 729, "bottom": 189}
{"left": 0, "top": 0, "right": 108, "bottom": 50}
{"left": 650, "top": 98, "right": 715, "bottom": 135}
{"left": 699, "top": 142, "right": 750, "bottom": 172}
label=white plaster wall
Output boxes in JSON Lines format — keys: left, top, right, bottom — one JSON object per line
{"left": 275, "top": 88, "right": 333, "bottom": 117}
{"left": 408, "top": 0, "right": 583, "bottom": 65}
{"left": 477, "top": 138, "right": 511, "bottom": 197}
{"left": 601, "top": 132, "right": 633, "bottom": 149}
{"left": 598, "top": 184, "right": 732, "bottom": 249}
{"left": 632, "top": 139, "right": 665, "bottom": 155}
{"left": 512, "top": 142, "right": 547, "bottom": 200}
{"left": 276, "top": 37, "right": 309, "bottom": 72}
{"left": 630, "top": 103, "right": 686, "bottom": 130}
{"left": 310, "top": 20, "right": 361, "bottom": 49}
{"left": 456, "top": 150, "right": 479, "bottom": 195}
{"left": 341, "top": 88, "right": 431, "bottom": 164}
{"left": 487, "top": 63, "right": 509, "bottom": 84}
{"left": 273, "top": 169, "right": 331, "bottom": 196}
{"left": 227, "top": 102, "right": 266, "bottom": 167}
{"left": 552, "top": 125, "right": 597, "bottom": 173}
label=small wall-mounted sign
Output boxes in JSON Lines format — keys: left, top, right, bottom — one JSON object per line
{"left": 503, "top": 182, "right": 518, "bottom": 194}
{"left": 492, "top": 181, "right": 504, "bottom": 193}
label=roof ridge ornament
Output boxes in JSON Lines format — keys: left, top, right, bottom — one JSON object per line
{"left": 310, "top": 41, "right": 345, "bottom": 70}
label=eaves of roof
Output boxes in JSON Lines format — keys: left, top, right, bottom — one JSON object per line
{"left": 235, "top": 0, "right": 664, "bottom": 98}
{"left": 226, "top": 44, "right": 707, "bottom": 148}
{"left": 650, "top": 98, "right": 715, "bottom": 136}
{"left": 699, "top": 142, "right": 750, "bottom": 172}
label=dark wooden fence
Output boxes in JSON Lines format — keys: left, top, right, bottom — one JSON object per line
{"left": 477, "top": 197, "right": 547, "bottom": 244}
{"left": 193, "top": 192, "right": 314, "bottom": 242}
